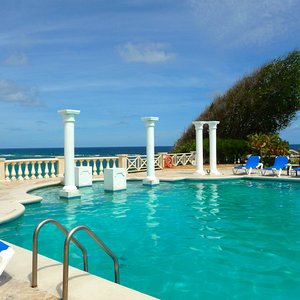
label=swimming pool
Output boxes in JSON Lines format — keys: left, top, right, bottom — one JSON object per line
{"left": 0, "top": 179, "right": 300, "bottom": 299}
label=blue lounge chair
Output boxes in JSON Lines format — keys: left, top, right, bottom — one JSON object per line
{"left": 0, "top": 240, "right": 14, "bottom": 275}
{"left": 261, "top": 156, "right": 289, "bottom": 177}
{"left": 232, "top": 155, "right": 262, "bottom": 175}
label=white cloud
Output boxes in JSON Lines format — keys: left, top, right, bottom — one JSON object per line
{"left": 188, "top": 0, "right": 300, "bottom": 47}
{"left": 0, "top": 80, "right": 42, "bottom": 107}
{"left": 3, "top": 53, "right": 28, "bottom": 65}
{"left": 117, "top": 42, "right": 176, "bottom": 63}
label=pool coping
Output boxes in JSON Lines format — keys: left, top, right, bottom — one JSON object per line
{"left": 0, "top": 179, "right": 61, "bottom": 225}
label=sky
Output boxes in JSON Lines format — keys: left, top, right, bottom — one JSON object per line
{"left": 0, "top": 0, "right": 299, "bottom": 148}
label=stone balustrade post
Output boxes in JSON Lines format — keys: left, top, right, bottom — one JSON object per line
{"left": 58, "top": 109, "right": 81, "bottom": 198}
{"left": 0, "top": 158, "right": 5, "bottom": 181}
{"left": 56, "top": 156, "right": 65, "bottom": 177}
{"left": 117, "top": 154, "right": 128, "bottom": 171}
{"left": 142, "top": 116, "right": 159, "bottom": 185}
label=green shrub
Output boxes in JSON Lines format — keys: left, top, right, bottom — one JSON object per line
{"left": 247, "top": 133, "right": 289, "bottom": 167}
{"left": 172, "top": 140, "right": 196, "bottom": 153}
{"left": 216, "top": 138, "right": 249, "bottom": 163}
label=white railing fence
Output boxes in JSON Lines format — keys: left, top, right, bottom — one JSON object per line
{"left": 167, "top": 152, "right": 195, "bottom": 166}
{"left": 0, "top": 152, "right": 195, "bottom": 181}
{"left": 127, "top": 154, "right": 163, "bottom": 173}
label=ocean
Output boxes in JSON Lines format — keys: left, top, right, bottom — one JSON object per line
{"left": 290, "top": 144, "right": 300, "bottom": 151}
{"left": 0, "top": 144, "right": 299, "bottom": 161}
{"left": 0, "top": 146, "right": 173, "bottom": 160}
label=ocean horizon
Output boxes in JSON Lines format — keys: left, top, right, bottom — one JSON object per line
{"left": 0, "top": 144, "right": 299, "bottom": 160}
{"left": 0, "top": 146, "right": 173, "bottom": 160}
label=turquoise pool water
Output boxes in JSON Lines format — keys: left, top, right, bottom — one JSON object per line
{"left": 1, "top": 180, "right": 300, "bottom": 299}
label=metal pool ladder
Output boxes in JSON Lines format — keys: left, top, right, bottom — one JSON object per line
{"left": 31, "top": 218, "right": 120, "bottom": 300}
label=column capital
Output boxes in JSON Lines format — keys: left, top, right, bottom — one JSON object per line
{"left": 58, "top": 109, "right": 80, "bottom": 122}
{"left": 141, "top": 116, "right": 159, "bottom": 127}
{"left": 193, "top": 121, "right": 206, "bottom": 130}
{"left": 207, "top": 121, "right": 220, "bottom": 130}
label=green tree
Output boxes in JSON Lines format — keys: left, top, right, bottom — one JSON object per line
{"left": 247, "top": 133, "right": 289, "bottom": 165}
{"left": 174, "top": 50, "right": 300, "bottom": 151}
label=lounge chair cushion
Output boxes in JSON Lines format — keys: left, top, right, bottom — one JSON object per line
{"left": 233, "top": 156, "right": 261, "bottom": 175}
{"left": 263, "top": 156, "right": 289, "bottom": 171}
{"left": 0, "top": 240, "right": 14, "bottom": 276}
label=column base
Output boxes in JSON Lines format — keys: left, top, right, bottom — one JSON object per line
{"left": 194, "top": 169, "right": 206, "bottom": 176}
{"left": 143, "top": 177, "right": 160, "bottom": 186}
{"left": 210, "top": 170, "right": 221, "bottom": 176}
{"left": 59, "top": 188, "right": 81, "bottom": 199}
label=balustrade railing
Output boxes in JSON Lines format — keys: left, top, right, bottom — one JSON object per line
{"left": 167, "top": 152, "right": 195, "bottom": 166}
{"left": 75, "top": 157, "right": 118, "bottom": 176}
{"left": 0, "top": 152, "right": 195, "bottom": 181}
{"left": 4, "top": 158, "right": 58, "bottom": 181}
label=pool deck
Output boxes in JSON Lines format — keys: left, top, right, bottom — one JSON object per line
{"left": 1, "top": 165, "right": 300, "bottom": 299}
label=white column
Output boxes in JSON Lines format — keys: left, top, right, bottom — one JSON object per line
{"left": 193, "top": 121, "right": 206, "bottom": 175}
{"left": 141, "top": 117, "right": 159, "bottom": 185}
{"left": 207, "top": 121, "right": 220, "bottom": 175}
{"left": 58, "top": 109, "right": 81, "bottom": 198}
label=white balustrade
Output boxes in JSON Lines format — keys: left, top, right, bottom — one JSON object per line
{"left": 2, "top": 152, "right": 197, "bottom": 182}
{"left": 5, "top": 164, "right": 10, "bottom": 181}
{"left": 92, "top": 160, "right": 98, "bottom": 176}
{"left": 17, "top": 163, "right": 23, "bottom": 181}
{"left": 24, "top": 162, "right": 30, "bottom": 180}
{"left": 11, "top": 163, "right": 16, "bottom": 180}
{"left": 37, "top": 162, "right": 43, "bottom": 179}
{"left": 44, "top": 161, "right": 50, "bottom": 178}
{"left": 112, "top": 158, "right": 117, "bottom": 168}
{"left": 50, "top": 163, "right": 56, "bottom": 178}
{"left": 106, "top": 159, "right": 111, "bottom": 169}
{"left": 31, "top": 163, "right": 36, "bottom": 179}
{"left": 74, "top": 156, "right": 118, "bottom": 177}
{"left": 4, "top": 159, "right": 58, "bottom": 181}
{"left": 99, "top": 160, "right": 104, "bottom": 175}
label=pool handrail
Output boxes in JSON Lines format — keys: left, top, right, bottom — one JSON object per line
{"left": 31, "top": 218, "right": 88, "bottom": 288}
{"left": 63, "top": 225, "right": 120, "bottom": 300}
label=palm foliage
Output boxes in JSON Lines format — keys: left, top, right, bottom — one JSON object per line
{"left": 248, "top": 133, "right": 289, "bottom": 157}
